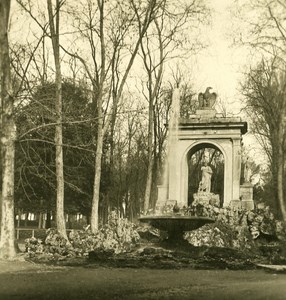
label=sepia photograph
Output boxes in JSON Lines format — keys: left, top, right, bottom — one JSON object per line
{"left": 0, "top": 0, "right": 286, "bottom": 299}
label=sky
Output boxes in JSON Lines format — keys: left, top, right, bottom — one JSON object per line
{"left": 191, "top": 0, "right": 267, "bottom": 166}
{"left": 10, "top": 0, "right": 246, "bottom": 110}
{"left": 9, "top": 0, "right": 266, "bottom": 165}
{"left": 193, "top": 0, "right": 244, "bottom": 111}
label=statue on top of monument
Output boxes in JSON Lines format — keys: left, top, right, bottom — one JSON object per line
{"left": 198, "top": 87, "right": 217, "bottom": 108}
{"left": 198, "top": 161, "right": 213, "bottom": 193}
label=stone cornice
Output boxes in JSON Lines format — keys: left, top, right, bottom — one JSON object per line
{"left": 178, "top": 117, "right": 248, "bottom": 135}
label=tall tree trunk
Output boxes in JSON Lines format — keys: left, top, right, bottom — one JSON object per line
{"left": 0, "top": 122, "right": 16, "bottom": 258}
{"left": 47, "top": 0, "right": 67, "bottom": 239}
{"left": 0, "top": 0, "right": 17, "bottom": 259}
{"left": 277, "top": 124, "right": 286, "bottom": 220}
{"left": 89, "top": 0, "right": 157, "bottom": 230}
{"left": 90, "top": 0, "right": 105, "bottom": 233}
{"left": 91, "top": 114, "right": 104, "bottom": 232}
{"left": 141, "top": 19, "right": 164, "bottom": 212}
{"left": 143, "top": 101, "right": 154, "bottom": 212}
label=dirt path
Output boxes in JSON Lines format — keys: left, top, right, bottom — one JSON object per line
{"left": 0, "top": 260, "right": 286, "bottom": 299}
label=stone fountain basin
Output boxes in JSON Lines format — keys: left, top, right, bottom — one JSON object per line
{"left": 139, "top": 215, "right": 214, "bottom": 233}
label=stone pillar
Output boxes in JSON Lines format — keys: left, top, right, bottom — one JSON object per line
{"left": 168, "top": 140, "right": 180, "bottom": 204}
{"left": 156, "top": 185, "right": 168, "bottom": 208}
{"left": 221, "top": 141, "right": 233, "bottom": 207}
{"left": 240, "top": 183, "right": 254, "bottom": 210}
{"left": 232, "top": 138, "right": 241, "bottom": 202}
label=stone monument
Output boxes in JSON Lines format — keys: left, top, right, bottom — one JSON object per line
{"left": 156, "top": 87, "right": 254, "bottom": 211}
{"left": 240, "top": 157, "right": 254, "bottom": 210}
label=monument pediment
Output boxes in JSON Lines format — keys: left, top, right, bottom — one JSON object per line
{"left": 195, "top": 108, "right": 217, "bottom": 118}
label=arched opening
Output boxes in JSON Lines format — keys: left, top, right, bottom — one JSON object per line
{"left": 187, "top": 143, "right": 224, "bottom": 207}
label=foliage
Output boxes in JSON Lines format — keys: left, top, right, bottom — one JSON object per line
{"left": 44, "top": 228, "right": 74, "bottom": 256}
{"left": 11, "top": 0, "right": 211, "bottom": 225}
{"left": 25, "top": 211, "right": 140, "bottom": 258}
{"left": 15, "top": 80, "right": 94, "bottom": 215}
{"left": 25, "top": 237, "right": 44, "bottom": 255}
{"left": 68, "top": 229, "right": 99, "bottom": 256}
{"left": 26, "top": 228, "right": 74, "bottom": 257}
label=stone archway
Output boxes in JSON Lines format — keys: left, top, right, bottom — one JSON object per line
{"left": 185, "top": 142, "right": 225, "bottom": 206}
{"left": 181, "top": 141, "right": 228, "bottom": 207}
{"left": 162, "top": 114, "right": 247, "bottom": 209}
{"left": 155, "top": 94, "right": 255, "bottom": 213}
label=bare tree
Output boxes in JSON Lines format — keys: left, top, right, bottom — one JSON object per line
{"left": 140, "top": 18, "right": 164, "bottom": 212}
{"left": 0, "top": 0, "right": 17, "bottom": 258}
{"left": 47, "top": 0, "right": 68, "bottom": 239}
{"left": 139, "top": 0, "right": 208, "bottom": 211}
{"left": 241, "top": 57, "right": 286, "bottom": 219}
{"left": 233, "top": 0, "right": 286, "bottom": 218}
{"left": 64, "top": 0, "right": 160, "bottom": 231}
{"left": 233, "top": 0, "right": 286, "bottom": 60}
{"left": 15, "top": 0, "right": 68, "bottom": 238}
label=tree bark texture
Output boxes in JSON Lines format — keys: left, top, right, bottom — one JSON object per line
{"left": 142, "top": 19, "right": 164, "bottom": 212}
{"left": 277, "top": 124, "right": 286, "bottom": 220}
{"left": 91, "top": 119, "right": 103, "bottom": 232}
{"left": 143, "top": 102, "right": 154, "bottom": 212}
{"left": 47, "top": 0, "right": 67, "bottom": 239}
{"left": 0, "top": 0, "right": 17, "bottom": 259}
{"left": 90, "top": 0, "right": 105, "bottom": 233}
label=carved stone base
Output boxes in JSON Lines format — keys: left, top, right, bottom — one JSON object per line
{"left": 241, "top": 200, "right": 254, "bottom": 210}
{"left": 240, "top": 183, "right": 254, "bottom": 210}
{"left": 195, "top": 109, "right": 216, "bottom": 118}
{"left": 156, "top": 185, "right": 168, "bottom": 208}
{"left": 230, "top": 199, "right": 242, "bottom": 209}
{"left": 193, "top": 192, "right": 220, "bottom": 207}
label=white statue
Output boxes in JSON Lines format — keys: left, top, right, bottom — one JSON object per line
{"left": 198, "top": 162, "right": 213, "bottom": 193}
{"left": 244, "top": 157, "right": 251, "bottom": 183}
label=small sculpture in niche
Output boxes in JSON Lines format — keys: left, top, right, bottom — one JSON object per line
{"left": 244, "top": 157, "right": 252, "bottom": 183}
{"left": 198, "top": 162, "right": 213, "bottom": 193}
{"left": 198, "top": 87, "right": 217, "bottom": 108}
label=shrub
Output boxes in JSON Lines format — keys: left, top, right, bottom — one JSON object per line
{"left": 25, "top": 237, "right": 44, "bottom": 255}
{"left": 68, "top": 229, "right": 99, "bottom": 256}
{"left": 44, "top": 228, "right": 74, "bottom": 256}
{"left": 25, "top": 211, "right": 140, "bottom": 257}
